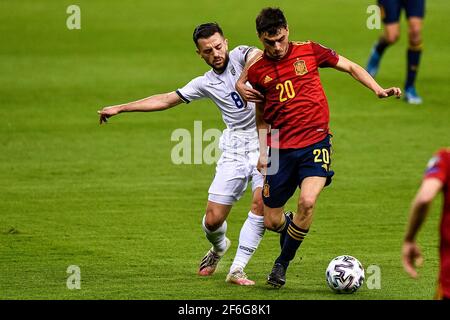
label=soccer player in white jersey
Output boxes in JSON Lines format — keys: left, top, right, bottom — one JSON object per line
{"left": 98, "top": 23, "right": 265, "bottom": 285}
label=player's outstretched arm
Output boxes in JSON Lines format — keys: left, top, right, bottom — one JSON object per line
{"left": 97, "top": 91, "right": 183, "bottom": 124}
{"left": 402, "top": 178, "right": 443, "bottom": 278}
{"left": 333, "top": 56, "right": 402, "bottom": 99}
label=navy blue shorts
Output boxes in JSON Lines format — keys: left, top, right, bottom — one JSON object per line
{"left": 378, "top": 0, "right": 425, "bottom": 24}
{"left": 262, "top": 135, "right": 334, "bottom": 209}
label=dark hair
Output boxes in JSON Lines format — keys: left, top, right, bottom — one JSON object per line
{"left": 256, "top": 7, "right": 287, "bottom": 36}
{"left": 192, "top": 23, "right": 224, "bottom": 46}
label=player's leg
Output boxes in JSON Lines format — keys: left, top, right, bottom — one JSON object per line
{"left": 267, "top": 135, "right": 334, "bottom": 288}
{"left": 366, "top": 0, "right": 401, "bottom": 77}
{"left": 260, "top": 149, "right": 299, "bottom": 288}
{"left": 264, "top": 209, "right": 296, "bottom": 288}
{"left": 404, "top": 0, "right": 425, "bottom": 104}
{"left": 203, "top": 200, "right": 232, "bottom": 250}
{"left": 262, "top": 148, "right": 298, "bottom": 235}
{"left": 200, "top": 147, "right": 252, "bottom": 277}
{"left": 263, "top": 166, "right": 297, "bottom": 249}
{"left": 198, "top": 200, "right": 233, "bottom": 276}
{"left": 279, "top": 210, "right": 294, "bottom": 249}
{"left": 263, "top": 205, "right": 285, "bottom": 231}
{"left": 294, "top": 176, "right": 327, "bottom": 229}
{"left": 226, "top": 148, "right": 266, "bottom": 286}
{"left": 382, "top": 23, "right": 401, "bottom": 48}
{"left": 283, "top": 177, "right": 327, "bottom": 263}
{"left": 404, "top": 17, "right": 423, "bottom": 104}
{"left": 267, "top": 177, "right": 327, "bottom": 288}
{"left": 226, "top": 185, "right": 265, "bottom": 286}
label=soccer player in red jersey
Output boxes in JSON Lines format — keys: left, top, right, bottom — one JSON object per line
{"left": 236, "top": 7, "right": 402, "bottom": 288}
{"left": 403, "top": 148, "right": 450, "bottom": 300}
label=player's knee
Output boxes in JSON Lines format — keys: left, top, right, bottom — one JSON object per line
{"left": 298, "top": 196, "right": 316, "bottom": 215}
{"left": 263, "top": 215, "right": 280, "bottom": 231}
{"left": 408, "top": 29, "right": 422, "bottom": 47}
{"left": 204, "top": 209, "right": 225, "bottom": 231}
{"left": 204, "top": 218, "right": 222, "bottom": 232}
{"left": 385, "top": 33, "right": 400, "bottom": 44}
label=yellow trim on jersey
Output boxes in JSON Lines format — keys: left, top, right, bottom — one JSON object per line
{"left": 248, "top": 55, "right": 264, "bottom": 69}
{"left": 292, "top": 40, "right": 311, "bottom": 46}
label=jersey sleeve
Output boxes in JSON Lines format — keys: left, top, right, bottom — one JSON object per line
{"left": 246, "top": 64, "right": 263, "bottom": 93}
{"left": 230, "top": 46, "right": 255, "bottom": 67}
{"left": 247, "top": 65, "right": 256, "bottom": 87}
{"left": 176, "top": 76, "right": 205, "bottom": 104}
{"left": 311, "top": 41, "right": 339, "bottom": 68}
{"left": 424, "top": 150, "right": 450, "bottom": 183}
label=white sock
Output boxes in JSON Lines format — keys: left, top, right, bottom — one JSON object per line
{"left": 229, "top": 211, "right": 265, "bottom": 273}
{"left": 202, "top": 215, "right": 228, "bottom": 253}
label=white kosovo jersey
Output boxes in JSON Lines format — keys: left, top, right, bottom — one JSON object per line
{"left": 176, "top": 46, "right": 256, "bottom": 131}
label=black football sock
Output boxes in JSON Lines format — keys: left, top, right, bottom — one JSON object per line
{"left": 375, "top": 37, "right": 389, "bottom": 56}
{"left": 406, "top": 44, "right": 422, "bottom": 89}
{"left": 275, "top": 222, "right": 309, "bottom": 269}
{"left": 278, "top": 213, "right": 292, "bottom": 249}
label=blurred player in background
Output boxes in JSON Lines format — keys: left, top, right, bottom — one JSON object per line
{"left": 366, "top": 0, "right": 426, "bottom": 104}
{"left": 98, "top": 23, "right": 265, "bottom": 286}
{"left": 237, "top": 7, "right": 401, "bottom": 288}
{"left": 402, "top": 148, "right": 450, "bottom": 300}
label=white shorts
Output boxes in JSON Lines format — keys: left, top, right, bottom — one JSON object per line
{"left": 208, "top": 129, "right": 264, "bottom": 205}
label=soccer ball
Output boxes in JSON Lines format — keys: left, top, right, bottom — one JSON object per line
{"left": 325, "top": 255, "right": 365, "bottom": 294}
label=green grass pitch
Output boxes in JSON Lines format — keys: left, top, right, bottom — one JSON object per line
{"left": 1, "top": 0, "right": 450, "bottom": 300}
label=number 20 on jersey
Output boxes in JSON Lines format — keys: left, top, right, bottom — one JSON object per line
{"left": 276, "top": 80, "right": 296, "bottom": 102}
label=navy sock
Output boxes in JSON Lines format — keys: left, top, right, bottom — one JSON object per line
{"left": 275, "top": 222, "right": 309, "bottom": 269}
{"left": 278, "top": 213, "right": 292, "bottom": 249}
{"left": 375, "top": 38, "right": 389, "bottom": 56}
{"left": 406, "top": 47, "right": 422, "bottom": 89}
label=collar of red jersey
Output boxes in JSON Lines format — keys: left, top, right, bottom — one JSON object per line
{"left": 264, "top": 42, "right": 294, "bottom": 61}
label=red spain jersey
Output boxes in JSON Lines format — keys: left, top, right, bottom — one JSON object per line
{"left": 247, "top": 41, "right": 339, "bottom": 149}
{"left": 424, "top": 148, "right": 450, "bottom": 298}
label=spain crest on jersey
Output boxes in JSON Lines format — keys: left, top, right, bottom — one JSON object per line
{"left": 263, "top": 183, "right": 270, "bottom": 198}
{"left": 294, "top": 60, "right": 308, "bottom": 76}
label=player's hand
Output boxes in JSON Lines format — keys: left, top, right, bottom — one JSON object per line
{"left": 257, "top": 153, "right": 268, "bottom": 175}
{"left": 236, "top": 82, "right": 264, "bottom": 103}
{"left": 377, "top": 87, "right": 402, "bottom": 99}
{"left": 402, "top": 241, "right": 423, "bottom": 278}
{"left": 97, "top": 106, "right": 121, "bottom": 124}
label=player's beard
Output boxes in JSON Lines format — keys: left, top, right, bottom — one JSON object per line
{"left": 211, "top": 53, "right": 229, "bottom": 74}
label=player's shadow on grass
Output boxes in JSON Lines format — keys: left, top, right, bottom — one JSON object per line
{"left": 261, "top": 285, "right": 329, "bottom": 295}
